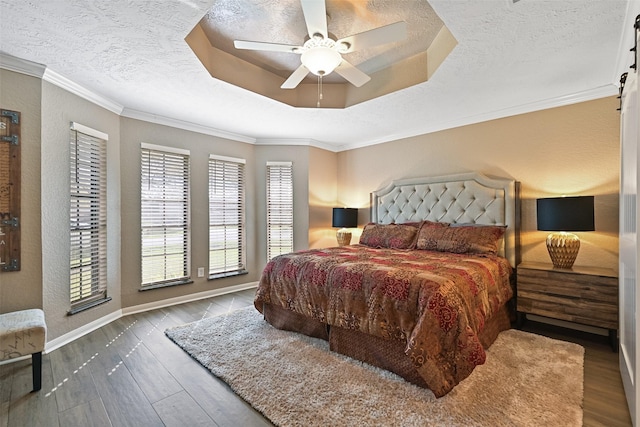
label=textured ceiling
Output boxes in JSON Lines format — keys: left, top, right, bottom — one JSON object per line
{"left": 0, "top": 0, "right": 637, "bottom": 151}
{"left": 199, "top": 0, "right": 443, "bottom": 82}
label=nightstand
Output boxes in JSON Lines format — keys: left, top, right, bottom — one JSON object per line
{"left": 516, "top": 261, "right": 618, "bottom": 351}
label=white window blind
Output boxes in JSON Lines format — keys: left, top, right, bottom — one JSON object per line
{"left": 209, "top": 155, "right": 246, "bottom": 277}
{"left": 69, "top": 124, "right": 107, "bottom": 308}
{"left": 267, "top": 162, "right": 293, "bottom": 260}
{"left": 140, "top": 144, "right": 190, "bottom": 287}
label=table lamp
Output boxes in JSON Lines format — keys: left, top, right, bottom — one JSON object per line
{"left": 332, "top": 207, "right": 357, "bottom": 246}
{"left": 536, "top": 196, "right": 595, "bottom": 269}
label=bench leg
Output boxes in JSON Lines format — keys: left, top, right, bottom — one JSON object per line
{"left": 31, "top": 352, "right": 42, "bottom": 392}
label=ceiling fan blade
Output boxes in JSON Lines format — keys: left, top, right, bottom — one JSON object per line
{"left": 336, "top": 21, "right": 407, "bottom": 53}
{"left": 281, "top": 64, "right": 310, "bottom": 89}
{"left": 300, "top": 0, "right": 328, "bottom": 39}
{"left": 334, "top": 60, "right": 371, "bottom": 87}
{"left": 234, "top": 40, "right": 301, "bottom": 53}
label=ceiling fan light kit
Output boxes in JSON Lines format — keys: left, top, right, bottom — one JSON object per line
{"left": 300, "top": 36, "right": 342, "bottom": 76}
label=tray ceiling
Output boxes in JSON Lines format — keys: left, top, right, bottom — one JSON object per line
{"left": 190, "top": 0, "right": 455, "bottom": 107}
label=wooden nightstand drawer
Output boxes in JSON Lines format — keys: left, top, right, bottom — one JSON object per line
{"left": 517, "top": 262, "right": 618, "bottom": 331}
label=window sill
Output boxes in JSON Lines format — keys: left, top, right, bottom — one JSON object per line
{"left": 139, "top": 279, "right": 194, "bottom": 292}
{"left": 208, "top": 269, "right": 248, "bottom": 281}
{"left": 68, "top": 297, "right": 112, "bottom": 316}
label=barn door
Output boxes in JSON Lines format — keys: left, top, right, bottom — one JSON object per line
{"left": 620, "top": 35, "right": 640, "bottom": 424}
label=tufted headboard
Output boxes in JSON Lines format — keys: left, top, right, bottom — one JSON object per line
{"left": 370, "top": 173, "right": 520, "bottom": 266}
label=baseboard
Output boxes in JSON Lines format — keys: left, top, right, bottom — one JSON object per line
{"left": 43, "top": 282, "right": 258, "bottom": 354}
{"left": 45, "top": 309, "right": 123, "bottom": 354}
{"left": 121, "top": 281, "right": 258, "bottom": 316}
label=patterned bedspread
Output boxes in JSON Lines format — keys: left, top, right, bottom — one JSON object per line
{"left": 255, "top": 244, "right": 513, "bottom": 396}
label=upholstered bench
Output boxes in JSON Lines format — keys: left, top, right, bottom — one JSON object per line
{"left": 0, "top": 309, "right": 47, "bottom": 391}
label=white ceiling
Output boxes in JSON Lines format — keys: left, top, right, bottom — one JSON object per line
{"left": 0, "top": 0, "right": 637, "bottom": 151}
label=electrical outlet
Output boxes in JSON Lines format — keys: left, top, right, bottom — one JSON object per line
{"left": 197, "top": 267, "right": 205, "bottom": 277}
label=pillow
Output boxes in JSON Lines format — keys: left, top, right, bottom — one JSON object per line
{"left": 359, "top": 223, "right": 420, "bottom": 249}
{"left": 415, "top": 224, "right": 506, "bottom": 255}
{"left": 419, "top": 220, "right": 450, "bottom": 229}
{"left": 399, "top": 220, "right": 447, "bottom": 229}
{"left": 359, "top": 221, "right": 448, "bottom": 249}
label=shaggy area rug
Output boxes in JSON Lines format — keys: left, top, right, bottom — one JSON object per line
{"left": 165, "top": 307, "right": 584, "bottom": 427}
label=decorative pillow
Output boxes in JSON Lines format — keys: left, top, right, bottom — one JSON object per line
{"left": 419, "top": 220, "right": 450, "bottom": 229}
{"left": 359, "top": 221, "right": 448, "bottom": 249}
{"left": 359, "top": 223, "right": 420, "bottom": 249}
{"left": 415, "top": 224, "right": 506, "bottom": 255}
{"left": 401, "top": 220, "right": 448, "bottom": 229}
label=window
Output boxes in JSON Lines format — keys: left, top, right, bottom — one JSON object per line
{"left": 266, "top": 162, "right": 293, "bottom": 260}
{"left": 69, "top": 122, "right": 109, "bottom": 312}
{"left": 208, "top": 155, "right": 246, "bottom": 278}
{"left": 140, "top": 143, "right": 190, "bottom": 288}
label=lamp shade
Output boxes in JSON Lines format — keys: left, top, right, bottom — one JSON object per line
{"left": 536, "top": 196, "right": 595, "bottom": 232}
{"left": 332, "top": 208, "right": 358, "bottom": 228}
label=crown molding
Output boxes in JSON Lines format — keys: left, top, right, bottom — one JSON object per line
{"left": 1, "top": 52, "right": 620, "bottom": 153}
{"left": 0, "top": 53, "right": 256, "bottom": 144}
{"left": 342, "top": 84, "right": 619, "bottom": 152}
{"left": 1, "top": 52, "right": 123, "bottom": 114}
{"left": 0, "top": 51, "right": 46, "bottom": 78}
{"left": 42, "top": 68, "right": 124, "bottom": 114}
{"left": 255, "top": 137, "right": 338, "bottom": 153}
{"left": 121, "top": 108, "right": 256, "bottom": 144}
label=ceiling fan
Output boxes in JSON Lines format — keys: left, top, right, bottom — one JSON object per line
{"left": 233, "top": 0, "right": 407, "bottom": 89}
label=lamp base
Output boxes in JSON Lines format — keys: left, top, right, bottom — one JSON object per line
{"left": 546, "top": 232, "right": 580, "bottom": 269}
{"left": 336, "top": 228, "right": 352, "bottom": 246}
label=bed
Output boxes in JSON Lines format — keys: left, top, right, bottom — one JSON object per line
{"left": 255, "top": 172, "right": 519, "bottom": 397}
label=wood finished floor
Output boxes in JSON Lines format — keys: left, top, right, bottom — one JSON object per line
{"left": 0, "top": 288, "right": 632, "bottom": 426}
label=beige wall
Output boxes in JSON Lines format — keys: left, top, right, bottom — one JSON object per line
{"left": 0, "top": 69, "right": 43, "bottom": 313}
{"left": 253, "top": 145, "right": 309, "bottom": 261}
{"left": 308, "top": 146, "right": 338, "bottom": 248}
{"left": 0, "top": 67, "right": 337, "bottom": 340}
{"left": 40, "top": 81, "right": 122, "bottom": 339}
{"left": 337, "top": 96, "right": 620, "bottom": 271}
{"left": 0, "top": 64, "right": 622, "bottom": 343}
{"left": 254, "top": 144, "right": 339, "bottom": 268}
{"left": 120, "top": 117, "right": 258, "bottom": 309}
